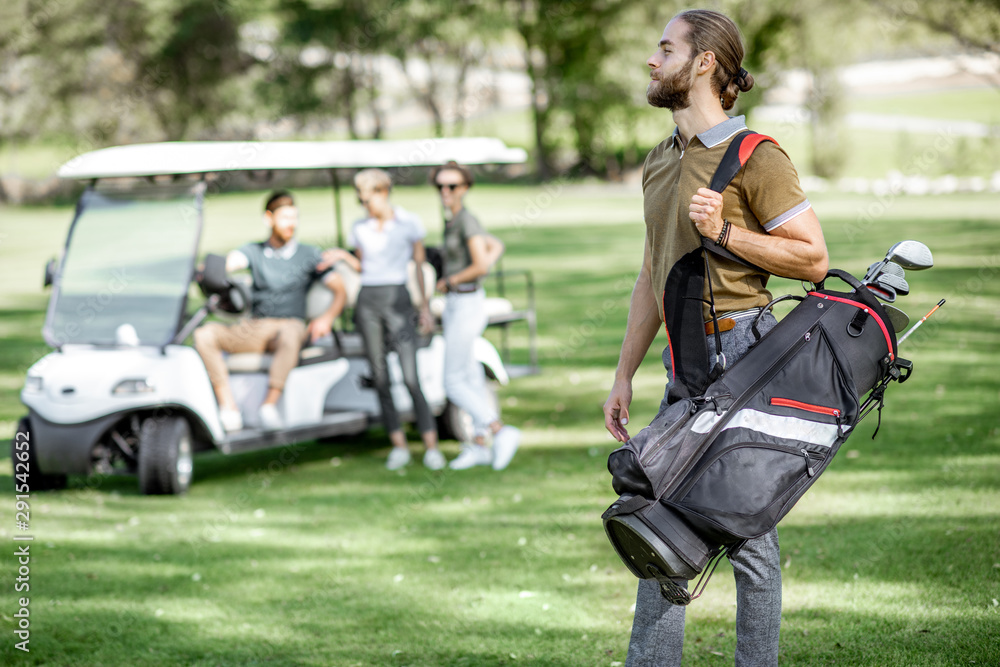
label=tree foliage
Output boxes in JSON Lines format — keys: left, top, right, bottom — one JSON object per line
{"left": 3, "top": 0, "right": 999, "bottom": 182}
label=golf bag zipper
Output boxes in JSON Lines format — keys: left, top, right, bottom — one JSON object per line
{"left": 639, "top": 393, "right": 732, "bottom": 467}
{"left": 770, "top": 397, "right": 842, "bottom": 419}
{"left": 801, "top": 449, "right": 815, "bottom": 477}
{"left": 638, "top": 399, "right": 697, "bottom": 466}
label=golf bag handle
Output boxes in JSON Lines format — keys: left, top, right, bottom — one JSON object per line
{"left": 752, "top": 295, "right": 804, "bottom": 341}
{"left": 817, "top": 268, "right": 865, "bottom": 292}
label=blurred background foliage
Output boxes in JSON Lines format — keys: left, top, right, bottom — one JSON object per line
{"left": 0, "top": 0, "right": 998, "bottom": 196}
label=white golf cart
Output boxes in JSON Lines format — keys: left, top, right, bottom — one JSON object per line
{"left": 15, "top": 138, "right": 532, "bottom": 495}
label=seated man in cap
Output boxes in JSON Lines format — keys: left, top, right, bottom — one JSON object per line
{"left": 193, "top": 190, "right": 347, "bottom": 432}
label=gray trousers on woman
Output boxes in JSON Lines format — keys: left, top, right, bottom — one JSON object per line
{"left": 625, "top": 311, "right": 782, "bottom": 667}
{"left": 354, "top": 284, "right": 435, "bottom": 435}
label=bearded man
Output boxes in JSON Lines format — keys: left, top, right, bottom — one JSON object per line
{"left": 603, "top": 9, "right": 829, "bottom": 666}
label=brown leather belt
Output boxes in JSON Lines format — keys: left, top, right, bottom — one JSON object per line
{"left": 705, "top": 317, "right": 736, "bottom": 335}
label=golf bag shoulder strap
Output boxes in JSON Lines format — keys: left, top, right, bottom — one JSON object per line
{"left": 662, "top": 130, "right": 778, "bottom": 402}
{"left": 708, "top": 130, "right": 777, "bottom": 194}
{"left": 701, "top": 130, "right": 777, "bottom": 273}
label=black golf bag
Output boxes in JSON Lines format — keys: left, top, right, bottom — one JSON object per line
{"left": 603, "top": 131, "right": 914, "bottom": 604}
{"left": 603, "top": 269, "right": 913, "bottom": 603}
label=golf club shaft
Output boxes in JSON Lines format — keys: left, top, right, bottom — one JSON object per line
{"left": 897, "top": 299, "right": 946, "bottom": 345}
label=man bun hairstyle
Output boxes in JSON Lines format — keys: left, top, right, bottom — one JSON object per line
{"left": 678, "top": 9, "right": 754, "bottom": 111}
{"left": 430, "top": 160, "right": 474, "bottom": 188}
{"left": 265, "top": 190, "right": 295, "bottom": 213}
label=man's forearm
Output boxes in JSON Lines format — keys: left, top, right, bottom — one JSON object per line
{"left": 725, "top": 223, "right": 828, "bottom": 283}
{"left": 614, "top": 274, "right": 662, "bottom": 384}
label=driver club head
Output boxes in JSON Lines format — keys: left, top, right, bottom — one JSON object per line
{"left": 886, "top": 240, "right": 934, "bottom": 271}
{"left": 876, "top": 272, "right": 909, "bottom": 296}
{"left": 881, "top": 304, "right": 910, "bottom": 333}
{"left": 863, "top": 241, "right": 933, "bottom": 285}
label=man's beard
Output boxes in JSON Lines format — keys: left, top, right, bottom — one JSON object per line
{"left": 646, "top": 59, "right": 694, "bottom": 111}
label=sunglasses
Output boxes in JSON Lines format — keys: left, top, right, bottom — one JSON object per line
{"left": 436, "top": 183, "right": 466, "bottom": 192}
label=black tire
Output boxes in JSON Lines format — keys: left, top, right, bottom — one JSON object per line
{"left": 438, "top": 382, "right": 499, "bottom": 443}
{"left": 138, "top": 416, "right": 193, "bottom": 496}
{"left": 10, "top": 417, "right": 68, "bottom": 492}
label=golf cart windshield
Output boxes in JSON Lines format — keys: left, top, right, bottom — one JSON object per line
{"left": 44, "top": 182, "right": 205, "bottom": 348}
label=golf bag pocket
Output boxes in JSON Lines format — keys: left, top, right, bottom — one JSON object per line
{"left": 607, "top": 397, "right": 695, "bottom": 499}
{"left": 666, "top": 322, "right": 859, "bottom": 540}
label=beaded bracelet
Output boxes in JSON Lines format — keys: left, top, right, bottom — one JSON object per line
{"left": 716, "top": 219, "right": 731, "bottom": 247}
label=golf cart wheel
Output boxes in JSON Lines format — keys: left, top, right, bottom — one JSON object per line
{"left": 439, "top": 382, "right": 499, "bottom": 443}
{"left": 138, "top": 416, "right": 193, "bottom": 496}
{"left": 10, "top": 417, "right": 68, "bottom": 491}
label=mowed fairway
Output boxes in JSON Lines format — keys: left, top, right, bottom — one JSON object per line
{"left": 1, "top": 184, "right": 998, "bottom": 666}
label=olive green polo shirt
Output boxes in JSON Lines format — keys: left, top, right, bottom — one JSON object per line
{"left": 643, "top": 116, "right": 811, "bottom": 320}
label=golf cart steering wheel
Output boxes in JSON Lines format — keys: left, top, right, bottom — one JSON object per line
{"left": 197, "top": 254, "right": 250, "bottom": 315}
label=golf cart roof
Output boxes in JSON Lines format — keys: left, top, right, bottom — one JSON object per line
{"left": 57, "top": 137, "right": 528, "bottom": 180}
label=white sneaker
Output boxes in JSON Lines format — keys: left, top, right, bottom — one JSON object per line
{"left": 492, "top": 426, "right": 521, "bottom": 470}
{"left": 448, "top": 444, "right": 493, "bottom": 470}
{"left": 258, "top": 403, "right": 283, "bottom": 432}
{"left": 219, "top": 408, "right": 243, "bottom": 432}
{"left": 423, "top": 449, "right": 446, "bottom": 470}
{"left": 386, "top": 447, "right": 411, "bottom": 470}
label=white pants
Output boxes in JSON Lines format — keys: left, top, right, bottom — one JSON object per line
{"left": 442, "top": 288, "right": 498, "bottom": 436}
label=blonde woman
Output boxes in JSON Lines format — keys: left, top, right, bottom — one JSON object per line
{"left": 431, "top": 161, "right": 520, "bottom": 470}
{"left": 335, "top": 169, "right": 443, "bottom": 470}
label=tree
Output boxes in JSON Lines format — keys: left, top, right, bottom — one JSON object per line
{"left": 270, "top": 0, "right": 410, "bottom": 139}
{"left": 511, "top": 0, "right": 644, "bottom": 179}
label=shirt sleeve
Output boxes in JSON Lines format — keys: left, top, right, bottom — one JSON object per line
{"left": 235, "top": 243, "right": 257, "bottom": 271}
{"left": 407, "top": 212, "right": 426, "bottom": 243}
{"left": 307, "top": 245, "right": 330, "bottom": 279}
{"left": 460, "top": 210, "right": 487, "bottom": 240}
{"left": 740, "top": 142, "right": 812, "bottom": 233}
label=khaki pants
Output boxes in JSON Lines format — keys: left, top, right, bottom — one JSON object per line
{"left": 193, "top": 318, "right": 307, "bottom": 397}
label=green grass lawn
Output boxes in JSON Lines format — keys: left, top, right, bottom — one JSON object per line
{"left": 1, "top": 185, "right": 999, "bottom": 665}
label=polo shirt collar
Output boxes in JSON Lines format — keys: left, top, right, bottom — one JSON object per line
{"left": 362, "top": 207, "right": 403, "bottom": 231}
{"left": 671, "top": 115, "right": 748, "bottom": 149}
{"left": 263, "top": 238, "right": 298, "bottom": 259}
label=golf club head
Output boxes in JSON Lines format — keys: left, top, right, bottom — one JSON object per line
{"left": 880, "top": 261, "right": 905, "bottom": 278}
{"left": 886, "top": 240, "right": 933, "bottom": 271}
{"left": 876, "top": 272, "right": 909, "bottom": 296}
{"left": 863, "top": 260, "right": 905, "bottom": 285}
{"left": 881, "top": 304, "right": 910, "bottom": 333}
{"left": 867, "top": 283, "right": 896, "bottom": 303}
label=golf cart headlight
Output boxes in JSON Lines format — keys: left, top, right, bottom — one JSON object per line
{"left": 112, "top": 378, "right": 155, "bottom": 395}
{"left": 25, "top": 375, "right": 43, "bottom": 392}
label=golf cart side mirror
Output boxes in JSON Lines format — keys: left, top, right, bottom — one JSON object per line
{"left": 43, "top": 258, "right": 58, "bottom": 288}
{"left": 200, "top": 253, "right": 229, "bottom": 294}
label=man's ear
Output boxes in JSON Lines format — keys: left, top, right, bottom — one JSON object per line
{"left": 263, "top": 211, "right": 274, "bottom": 230}
{"left": 697, "top": 50, "right": 716, "bottom": 74}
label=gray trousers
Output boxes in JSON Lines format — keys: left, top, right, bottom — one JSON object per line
{"left": 626, "top": 311, "right": 782, "bottom": 667}
{"left": 354, "top": 284, "right": 435, "bottom": 435}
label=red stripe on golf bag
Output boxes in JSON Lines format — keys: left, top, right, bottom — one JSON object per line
{"left": 808, "top": 292, "right": 895, "bottom": 361}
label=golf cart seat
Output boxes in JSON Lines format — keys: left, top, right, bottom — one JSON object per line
{"left": 224, "top": 260, "right": 436, "bottom": 373}
{"left": 428, "top": 295, "right": 515, "bottom": 320}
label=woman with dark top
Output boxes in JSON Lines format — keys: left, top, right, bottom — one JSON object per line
{"left": 431, "top": 161, "right": 520, "bottom": 470}
{"left": 330, "top": 168, "right": 444, "bottom": 470}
